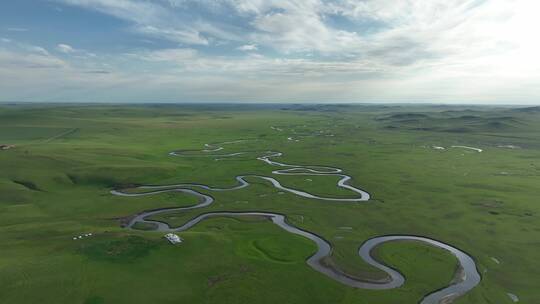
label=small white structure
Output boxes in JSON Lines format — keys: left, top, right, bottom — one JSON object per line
{"left": 72, "top": 232, "right": 94, "bottom": 240}
{"left": 164, "top": 233, "right": 182, "bottom": 244}
{"left": 0, "top": 144, "right": 15, "bottom": 150}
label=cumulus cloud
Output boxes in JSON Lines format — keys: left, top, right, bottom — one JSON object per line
{"left": 3, "top": 0, "right": 540, "bottom": 103}
{"left": 54, "top": 0, "right": 531, "bottom": 61}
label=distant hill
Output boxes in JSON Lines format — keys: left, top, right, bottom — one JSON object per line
{"left": 512, "top": 106, "right": 540, "bottom": 113}
{"left": 378, "top": 110, "right": 522, "bottom": 133}
{"left": 377, "top": 113, "right": 429, "bottom": 121}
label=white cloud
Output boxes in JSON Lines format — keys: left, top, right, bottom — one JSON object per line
{"left": 57, "top": 43, "right": 75, "bottom": 53}
{"left": 135, "top": 25, "right": 208, "bottom": 45}
{"left": 26, "top": 46, "right": 50, "bottom": 56}
{"left": 55, "top": 43, "right": 97, "bottom": 58}
{"left": 237, "top": 44, "right": 258, "bottom": 51}
{"left": 58, "top": 0, "right": 210, "bottom": 45}
{"left": 3, "top": 0, "right": 540, "bottom": 103}
{"left": 138, "top": 48, "right": 198, "bottom": 62}
{"left": 224, "top": 0, "right": 364, "bottom": 54}
{"left": 0, "top": 49, "right": 66, "bottom": 69}
{"left": 59, "top": 0, "right": 166, "bottom": 23}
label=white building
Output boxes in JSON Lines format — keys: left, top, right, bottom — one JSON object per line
{"left": 164, "top": 233, "right": 182, "bottom": 244}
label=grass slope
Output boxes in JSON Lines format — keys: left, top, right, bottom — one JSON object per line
{"left": 0, "top": 104, "right": 538, "bottom": 304}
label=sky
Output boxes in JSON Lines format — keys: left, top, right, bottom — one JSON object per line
{"left": 0, "top": 0, "right": 539, "bottom": 104}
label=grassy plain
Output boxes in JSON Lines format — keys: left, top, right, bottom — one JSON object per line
{"left": 0, "top": 103, "right": 539, "bottom": 304}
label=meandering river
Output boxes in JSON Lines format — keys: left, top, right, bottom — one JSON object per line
{"left": 111, "top": 141, "right": 480, "bottom": 304}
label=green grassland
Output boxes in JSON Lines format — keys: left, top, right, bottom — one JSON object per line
{"left": 0, "top": 103, "right": 539, "bottom": 304}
